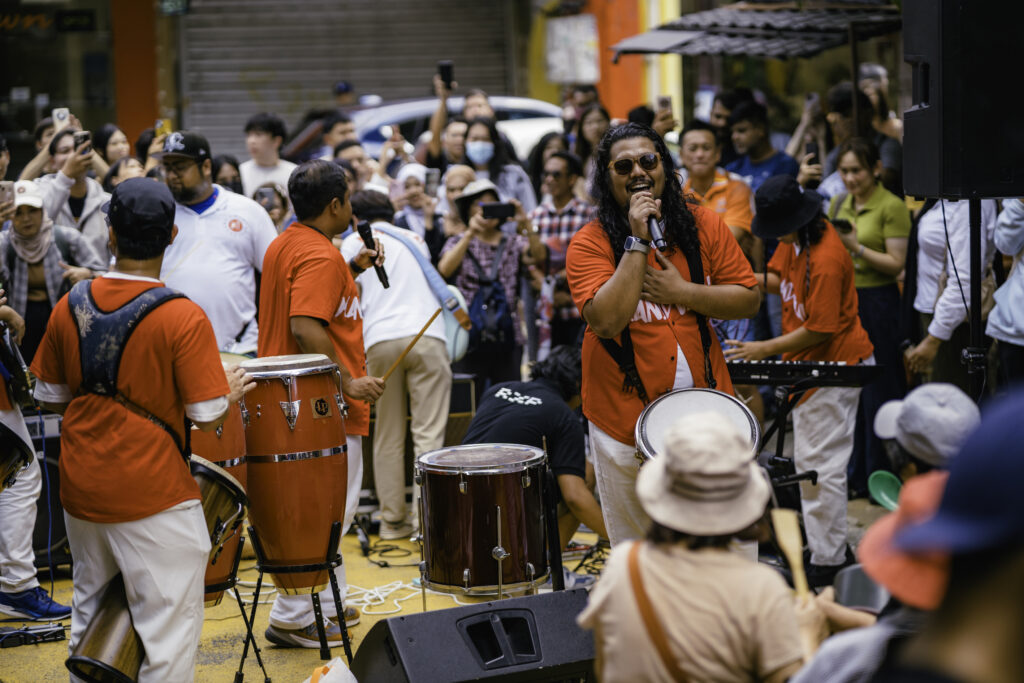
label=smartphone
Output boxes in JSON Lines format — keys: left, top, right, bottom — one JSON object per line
{"left": 254, "top": 187, "right": 277, "bottom": 208}
{"left": 155, "top": 118, "right": 173, "bottom": 137}
{"left": 832, "top": 218, "right": 854, "bottom": 234}
{"left": 438, "top": 60, "right": 454, "bottom": 89}
{"left": 481, "top": 202, "right": 515, "bottom": 220}
{"left": 424, "top": 168, "right": 441, "bottom": 198}
{"left": 73, "top": 130, "right": 92, "bottom": 155}
{"left": 656, "top": 95, "right": 672, "bottom": 112}
{"left": 805, "top": 141, "right": 820, "bottom": 165}
{"left": 0, "top": 181, "right": 13, "bottom": 205}
{"left": 52, "top": 108, "right": 70, "bottom": 131}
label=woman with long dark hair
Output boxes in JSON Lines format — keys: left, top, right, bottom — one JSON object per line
{"left": 566, "top": 122, "right": 759, "bottom": 545}
{"left": 526, "top": 131, "right": 568, "bottom": 199}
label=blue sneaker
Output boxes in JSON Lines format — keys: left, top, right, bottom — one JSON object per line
{"left": 0, "top": 587, "right": 72, "bottom": 621}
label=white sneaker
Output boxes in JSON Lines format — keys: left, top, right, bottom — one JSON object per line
{"left": 378, "top": 519, "right": 415, "bottom": 540}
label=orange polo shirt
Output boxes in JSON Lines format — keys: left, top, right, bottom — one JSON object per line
{"left": 567, "top": 205, "right": 757, "bottom": 445}
{"left": 258, "top": 223, "right": 369, "bottom": 436}
{"left": 684, "top": 170, "right": 753, "bottom": 233}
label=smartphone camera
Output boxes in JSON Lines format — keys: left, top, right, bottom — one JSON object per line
{"left": 481, "top": 202, "right": 515, "bottom": 220}
{"left": 832, "top": 218, "right": 854, "bottom": 234}
{"left": 438, "top": 60, "right": 454, "bottom": 89}
{"left": 424, "top": 168, "right": 441, "bottom": 197}
{"left": 73, "top": 131, "right": 92, "bottom": 155}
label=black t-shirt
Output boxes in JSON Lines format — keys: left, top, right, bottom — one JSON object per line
{"left": 461, "top": 378, "right": 586, "bottom": 487}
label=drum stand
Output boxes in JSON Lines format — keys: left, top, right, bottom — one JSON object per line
{"left": 245, "top": 521, "right": 354, "bottom": 666}
{"left": 210, "top": 537, "right": 272, "bottom": 683}
{"left": 544, "top": 467, "right": 565, "bottom": 592}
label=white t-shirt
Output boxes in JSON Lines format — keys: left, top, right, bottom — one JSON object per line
{"left": 239, "top": 158, "right": 298, "bottom": 198}
{"left": 340, "top": 222, "right": 447, "bottom": 352}
{"left": 159, "top": 187, "right": 279, "bottom": 354}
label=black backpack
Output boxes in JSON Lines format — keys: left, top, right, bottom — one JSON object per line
{"left": 464, "top": 236, "right": 516, "bottom": 354}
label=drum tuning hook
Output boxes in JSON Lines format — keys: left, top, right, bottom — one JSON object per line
{"left": 239, "top": 402, "right": 250, "bottom": 427}
{"left": 491, "top": 546, "right": 509, "bottom": 562}
{"left": 279, "top": 400, "right": 300, "bottom": 430}
{"left": 458, "top": 472, "right": 467, "bottom": 494}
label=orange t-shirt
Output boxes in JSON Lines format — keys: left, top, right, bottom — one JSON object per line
{"left": 567, "top": 206, "right": 758, "bottom": 445}
{"left": 767, "top": 224, "right": 874, "bottom": 364}
{"left": 258, "top": 223, "right": 369, "bottom": 436}
{"left": 30, "top": 277, "right": 229, "bottom": 523}
{"left": 684, "top": 170, "right": 753, "bottom": 233}
{"left": 0, "top": 374, "right": 10, "bottom": 411}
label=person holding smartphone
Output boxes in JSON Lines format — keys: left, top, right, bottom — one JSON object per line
{"left": 438, "top": 179, "right": 546, "bottom": 400}
{"left": 33, "top": 128, "right": 112, "bottom": 262}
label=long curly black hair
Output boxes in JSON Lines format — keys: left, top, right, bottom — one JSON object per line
{"left": 591, "top": 123, "right": 700, "bottom": 265}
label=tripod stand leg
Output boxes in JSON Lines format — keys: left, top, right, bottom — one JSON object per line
{"left": 310, "top": 591, "right": 331, "bottom": 661}
{"left": 327, "top": 560, "right": 354, "bottom": 665}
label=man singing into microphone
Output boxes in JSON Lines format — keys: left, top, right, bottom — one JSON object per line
{"left": 566, "top": 123, "right": 760, "bottom": 546}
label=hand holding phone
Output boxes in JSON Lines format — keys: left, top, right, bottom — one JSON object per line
{"left": 52, "top": 108, "right": 70, "bottom": 132}
{"left": 656, "top": 95, "right": 672, "bottom": 112}
{"left": 155, "top": 118, "right": 173, "bottom": 137}
{"left": 73, "top": 131, "right": 92, "bottom": 155}
{"left": 424, "top": 168, "right": 441, "bottom": 198}
{"left": 0, "top": 181, "right": 14, "bottom": 206}
{"left": 438, "top": 60, "right": 454, "bottom": 89}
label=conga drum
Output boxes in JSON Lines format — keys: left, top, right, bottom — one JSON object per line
{"left": 417, "top": 444, "right": 548, "bottom": 595}
{"left": 190, "top": 397, "right": 247, "bottom": 606}
{"left": 239, "top": 354, "right": 347, "bottom": 594}
{"left": 189, "top": 449, "right": 248, "bottom": 605}
{"left": 635, "top": 388, "right": 761, "bottom": 463}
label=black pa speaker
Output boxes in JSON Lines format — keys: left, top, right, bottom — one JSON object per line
{"left": 903, "top": 0, "right": 1024, "bottom": 199}
{"left": 350, "top": 589, "right": 595, "bottom": 682}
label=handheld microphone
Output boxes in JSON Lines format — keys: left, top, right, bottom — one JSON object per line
{"left": 356, "top": 220, "right": 389, "bottom": 288}
{"left": 648, "top": 215, "right": 668, "bottom": 252}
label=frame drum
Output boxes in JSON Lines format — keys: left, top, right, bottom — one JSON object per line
{"left": 635, "top": 388, "right": 761, "bottom": 462}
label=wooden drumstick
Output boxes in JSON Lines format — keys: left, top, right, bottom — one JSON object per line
{"left": 381, "top": 308, "right": 443, "bottom": 382}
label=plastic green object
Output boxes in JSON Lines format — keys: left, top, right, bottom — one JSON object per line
{"left": 868, "top": 470, "right": 903, "bottom": 511}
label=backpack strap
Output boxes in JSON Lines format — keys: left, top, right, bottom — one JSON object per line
{"left": 464, "top": 235, "right": 510, "bottom": 285}
{"left": 628, "top": 542, "right": 690, "bottom": 681}
{"left": 68, "top": 280, "right": 190, "bottom": 457}
{"left": 598, "top": 327, "right": 650, "bottom": 405}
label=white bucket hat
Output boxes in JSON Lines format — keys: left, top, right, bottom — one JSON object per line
{"left": 874, "top": 383, "right": 980, "bottom": 468}
{"left": 636, "top": 411, "right": 771, "bottom": 536}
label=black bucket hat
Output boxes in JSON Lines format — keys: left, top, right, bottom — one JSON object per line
{"left": 751, "top": 175, "right": 822, "bottom": 240}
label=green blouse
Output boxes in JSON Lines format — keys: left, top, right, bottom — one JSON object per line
{"left": 830, "top": 184, "right": 911, "bottom": 289}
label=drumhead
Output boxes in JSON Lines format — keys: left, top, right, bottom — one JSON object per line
{"left": 189, "top": 454, "right": 246, "bottom": 498}
{"left": 635, "top": 389, "right": 760, "bottom": 460}
{"left": 239, "top": 354, "right": 335, "bottom": 378}
{"left": 417, "top": 444, "right": 546, "bottom": 473}
{"left": 219, "top": 352, "right": 250, "bottom": 366}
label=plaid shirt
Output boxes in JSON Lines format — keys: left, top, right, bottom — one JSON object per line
{"left": 528, "top": 197, "right": 597, "bottom": 274}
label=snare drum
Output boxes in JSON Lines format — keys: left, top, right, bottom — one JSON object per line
{"left": 417, "top": 444, "right": 548, "bottom": 596}
{"left": 635, "top": 388, "right": 761, "bottom": 462}
{"left": 240, "top": 354, "right": 347, "bottom": 594}
{"left": 190, "top": 406, "right": 247, "bottom": 607}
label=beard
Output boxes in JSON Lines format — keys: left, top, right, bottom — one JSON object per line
{"left": 169, "top": 181, "right": 204, "bottom": 204}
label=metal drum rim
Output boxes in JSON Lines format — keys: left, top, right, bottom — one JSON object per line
{"left": 415, "top": 443, "right": 547, "bottom": 473}
{"left": 421, "top": 574, "right": 550, "bottom": 596}
{"left": 189, "top": 454, "right": 248, "bottom": 507}
{"left": 634, "top": 388, "right": 761, "bottom": 460}
{"left": 239, "top": 353, "right": 335, "bottom": 377}
{"left": 245, "top": 446, "right": 344, "bottom": 464}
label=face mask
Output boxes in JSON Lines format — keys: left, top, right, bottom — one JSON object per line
{"left": 223, "top": 179, "right": 243, "bottom": 194}
{"left": 465, "top": 141, "right": 494, "bottom": 166}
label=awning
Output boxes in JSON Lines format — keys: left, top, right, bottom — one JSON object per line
{"left": 611, "top": 1, "right": 901, "bottom": 61}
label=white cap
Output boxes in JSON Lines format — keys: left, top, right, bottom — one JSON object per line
{"left": 13, "top": 180, "right": 43, "bottom": 209}
{"left": 874, "top": 383, "right": 980, "bottom": 467}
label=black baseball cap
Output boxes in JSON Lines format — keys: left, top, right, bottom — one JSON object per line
{"left": 154, "top": 130, "right": 211, "bottom": 162}
{"left": 751, "top": 175, "right": 823, "bottom": 240}
{"left": 103, "top": 177, "right": 176, "bottom": 236}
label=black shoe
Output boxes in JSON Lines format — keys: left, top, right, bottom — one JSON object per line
{"left": 805, "top": 546, "right": 856, "bottom": 588}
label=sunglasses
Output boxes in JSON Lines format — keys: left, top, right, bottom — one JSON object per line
{"left": 607, "top": 152, "right": 660, "bottom": 176}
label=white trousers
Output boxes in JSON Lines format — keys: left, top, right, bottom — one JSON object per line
{"left": 269, "top": 434, "right": 363, "bottom": 629}
{"left": 0, "top": 407, "right": 40, "bottom": 594}
{"left": 66, "top": 500, "right": 210, "bottom": 683}
{"left": 792, "top": 385, "right": 861, "bottom": 566}
{"left": 589, "top": 423, "right": 648, "bottom": 547}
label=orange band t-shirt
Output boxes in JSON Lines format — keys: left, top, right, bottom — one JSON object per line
{"left": 258, "top": 223, "right": 369, "bottom": 436}
{"left": 768, "top": 224, "right": 874, "bottom": 365}
{"left": 567, "top": 205, "right": 758, "bottom": 445}
{"left": 30, "top": 278, "right": 229, "bottom": 523}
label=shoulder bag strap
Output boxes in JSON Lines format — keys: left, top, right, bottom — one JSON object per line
{"left": 374, "top": 224, "right": 470, "bottom": 329}
{"left": 488, "top": 235, "right": 510, "bottom": 282}
{"left": 829, "top": 192, "right": 848, "bottom": 221}
{"left": 628, "top": 542, "right": 690, "bottom": 682}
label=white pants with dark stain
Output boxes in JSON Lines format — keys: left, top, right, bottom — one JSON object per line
{"left": 0, "top": 407, "right": 41, "bottom": 595}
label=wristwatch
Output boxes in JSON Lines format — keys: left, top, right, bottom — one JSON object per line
{"left": 624, "top": 236, "right": 651, "bottom": 254}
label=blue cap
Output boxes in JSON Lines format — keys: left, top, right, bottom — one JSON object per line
{"left": 895, "top": 387, "right": 1024, "bottom": 555}
{"left": 103, "top": 178, "right": 175, "bottom": 235}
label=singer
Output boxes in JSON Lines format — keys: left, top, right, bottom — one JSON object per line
{"left": 566, "top": 123, "right": 760, "bottom": 546}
